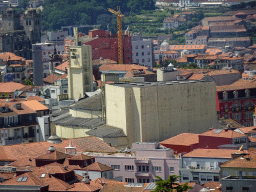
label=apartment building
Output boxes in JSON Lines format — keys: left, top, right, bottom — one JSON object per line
{"left": 132, "top": 34, "right": 153, "bottom": 68}
{"left": 96, "top": 142, "right": 179, "bottom": 183}
{"left": 216, "top": 80, "right": 256, "bottom": 127}
{"left": 0, "top": 99, "right": 50, "bottom": 145}
{"left": 179, "top": 149, "right": 240, "bottom": 184}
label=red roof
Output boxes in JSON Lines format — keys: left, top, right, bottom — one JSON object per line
{"left": 183, "top": 149, "right": 242, "bottom": 158}
{"left": 84, "top": 162, "right": 113, "bottom": 172}
{"left": 160, "top": 133, "right": 199, "bottom": 146}
{"left": 201, "top": 129, "right": 245, "bottom": 138}
{"left": 99, "top": 64, "right": 148, "bottom": 72}
{"left": 0, "top": 82, "right": 25, "bottom": 93}
{"left": 55, "top": 61, "right": 69, "bottom": 72}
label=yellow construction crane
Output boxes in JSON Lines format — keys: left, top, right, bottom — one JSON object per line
{"left": 108, "top": 6, "right": 124, "bottom": 64}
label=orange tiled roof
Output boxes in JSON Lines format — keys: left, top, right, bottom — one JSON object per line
{"left": 0, "top": 52, "right": 25, "bottom": 62}
{"left": 203, "top": 182, "right": 221, "bottom": 190}
{"left": 169, "top": 45, "right": 206, "bottom": 50}
{"left": 216, "top": 79, "right": 256, "bottom": 92}
{"left": 55, "top": 61, "right": 69, "bottom": 72}
{"left": 84, "top": 162, "right": 113, "bottom": 172}
{"left": 93, "top": 59, "right": 117, "bottom": 65}
{"left": 238, "top": 126, "right": 256, "bottom": 134}
{"left": 1, "top": 172, "right": 46, "bottom": 186}
{"left": 183, "top": 149, "right": 242, "bottom": 158}
{"left": 35, "top": 151, "right": 72, "bottom": 161}
{"left": 221, "top": 150, "right": 256, "bottom": 168}
{"left": 188, "top": 74, "right": 205, "bottom": 80}
{"left": 26, "top": 96, "right": 45, "bottom": 102}
{"left": 8, "top": 157, "right": 36, "bottom": 168}
{"left": 68, "top": 154, "right": 93, "bottom": 161}
{"left": 249, "top": 136, "right": 256, "bottom": 143}
{"left": 68, "top": 183, "right": 101, "bottom": 191}
{"left": 201, "top": 129, "right": 245, "bottom": 138}
{"left": 160, "top": 133, "right": 199, "bottom": 146}
{"left": 99, "top": 64, "right": 148, "bottom": 72}
{"left": 43, "top": 73, "right": 67, "bottom": 84}
{"left": 22, "top": 100, "right": 48, "bottom": 111}
{"left": 0, "top": 137, "right": 117, "bottom": 161}
{"left": 0, "top": 82, "right": 25, "bottom": 93}
{"left": 100, "top": 180, "right": 149, "bottom": 192}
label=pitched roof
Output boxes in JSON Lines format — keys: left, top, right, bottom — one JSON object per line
{"left": 100, "top": 180, "right": 149, "bottom": 192}
{"left": 68, "top": 183, "right": 101, "bottom": 191}
{"left": 0, "top": 136, "right": 118, "bottom": 161}
{"left": 216, "top": 79, "right": 256, "bottom": 92}
{"left": 54, "top": 116, "right": 103, "bottom": 128}
{"left": 70, "top": 94, "right": 101, "bottom": 111}
{"left": 1, "top": 172, "right": 46, "bottom": 187}
{"left": 0, "top": 52, "right": 25, "bottom": 62}
{"left": 203, "top": 182, "right": 221, "bottom": 190}
{"left": 169, "top": 44, "right": 206, "bottom": 50}
{"left": 43, "top": 73, "right": 67, "bottom": 84}
{"left": 68, "top": 154, "right": 93, "bottom": 160}
{"left": 55, "top": 61, "right": 69, "bottom": 72}
{"left": 86, "top": 125, "right": 127, "bottom": 138}
{"left": 36, "top": 151, "right": 72, "bottom": 161}
{"left": 237, "top": 126, "right": 256, "bottom": 134}
{"left": 220, "top": 150, "right": 256, "bottom": 168}
{"left": 183, "top": 149, "right": 241, "bottom": 158}
{"left": 84, "top": 162, "right": 113, "bottom": 172}
{"left": 0, "top": 82, "right": 25, "bottom": 93}
{"left": 188, "top": 74, "right": 205, "bottom": 80}
{"left": 200, "top": 129, "right": 246, "bottom": 138}
{"left": 99, "top": 64, "right": 148, "bottom": 72}
{"left": 160, "top": 133, "right": 199, "bottom": 146}
{"left": 26, "top": 96, "right": 45, "bottom": 102}
{"left": 22, "top": 100, "right": 48, "bottom": 111}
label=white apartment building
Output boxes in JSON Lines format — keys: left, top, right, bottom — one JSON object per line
{"left": 132, "top": 35, "right": 153, "bottom": 68}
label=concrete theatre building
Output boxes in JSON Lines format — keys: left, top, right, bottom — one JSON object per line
{"left": 105, "top": 80, "right": 217, "bottom": 145}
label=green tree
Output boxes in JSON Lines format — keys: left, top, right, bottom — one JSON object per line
{"left": 24, "top": 79, "right": 34, "bottom": 86}
{"left": 154, "top": 175, "right": 193, "bottom": 192}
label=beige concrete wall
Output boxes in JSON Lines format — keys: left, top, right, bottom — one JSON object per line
{"left": 157, "top": 69, "right": 180, "bottom": 81}
{"left": 68, "top": 45, "right": 93, "bottom": 100}
{"left": 69, "top": 108, "right": 101, "bottom": 118}
{"left": 106, "top": 81, "right": 217, "bottom": 144}
{"left": 55, "top": 125, "right": 90, "bottom": 138}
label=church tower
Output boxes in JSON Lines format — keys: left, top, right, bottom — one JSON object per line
{"left": 23, "top": 8, "right": 41, "bottom": 44}
{"left": 68, "top": 27, "right": 93, "bottom": 100}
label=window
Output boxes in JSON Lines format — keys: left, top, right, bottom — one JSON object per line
{"left": 183, "top": 174, "right": 189, "bottom": 180}
{"left": 207, "top": 176, "right": 212, "bottom": 181}
{"left": 139, "top": 178, "right": 149, "bottom": 183}
{"left": 170, "top": 167, "right": 174, "bottom": 172}
{"left": 240, "top": 138, "right": 247, "bottom": 143}
{"left": 136, "top": 59, "right": 139, "bottom": 63}
{"left": 153, "top": 166, "right": 161, "bottom": 172}
{"left": 141, "top": 45, "right": 144, "bottom": 49}
{"left": 51, "top": 90, "right": 55, "bottom": 93}
{"left": 142, "top": 59, "right": 145, "bottom": 63}
{"left": 8, "top": 94, "right": 12, "bottom": 98}
{"left": 147, "top": 58, "right": 150, "bottom": 62}
{"left": 136, "top": 52, "right": 138, "bottom": 56}
{"left": 242, "top": 187, "right": 249, "bottom": 191}
{"left": 1, "top": 94, "right": 5, "bottom": 99}
{"left": 147, "top": 52, "right": 150, "bottom": 55}
{"left": 16, "top": 74, "right": 20, "bottom": 79}
{"left": 135, "top": 45, "right": 138, "bottom": 49}
{"left": 142, "top": 52, "right": 144, "bottom": 56}
{"left": 226, "top": 187, "right": 233, "bottom": 191}
{"left": 103, "top": 173, "right": 107, "bottom": 178}
{"left": 64, "top": 90, "right": 68, "bottom": 94}
{"left": 111, "top": 165, "right": 120, "bottom": 170}
{"left": 125, "top": 165, "right": 134, "bottom": 171}
{"left": 201, "top": 175, "right": 206, "bottom": 181}
{"left": 138, "top": 165, "right": 149, "bottom": 172}
{"left": 147, "top": 45, "right": 150, "bottom": 48}
{"left": 214, "top": 176, "right": 219, "bottom": 181}
{"left": 125, "top": 178, "right": 134, "bottom": 183}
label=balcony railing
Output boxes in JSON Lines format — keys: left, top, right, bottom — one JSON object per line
{"left": 135, "top": 172, "right": 151, "bottom": 177}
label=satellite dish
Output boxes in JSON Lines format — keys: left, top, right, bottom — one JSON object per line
{"left": 4, "top": 74, "right": 14, "bottom": 82}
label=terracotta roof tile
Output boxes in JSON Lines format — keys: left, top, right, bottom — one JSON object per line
{"left": 238, "top": 126, "right": 256, "bottom": 134}
{"left": 99, "top": 64, "right": 148, "bottom": 72}
{"left": 0, "top": 172, "right": 15, "bottom": 180}
{"left": 36, "top": 151, "right": 72, "bottom": 161}
{"left": 0, "top": 52, "right": 25, "bottom": 62}
{"left": 201, "top": 129, "right": 246, "bottom": 138}
{"left": 1, "top": 172, "right": 47, "bottom": 187}
{"left": 43, "top": 74, "right": 67, "bottom": 84}
{"left": 183, "top": 149, "right": 242, "bottom": 158}
{"left": 160, "top": 133, "right": 199, "bottom": 146}
{"left": 68, "top": 183, "right": 101, "bottom": 191}
{"left": 84, "top": 162, "right": 113, "bottom": 172}
{"left": 55, "top": 61, "right": 69, "bottom": 72}
{"left": 216, "top": 79, "right": 256, "bottom": 92}
{"left": 68, "top": 154, "right": 93, "bottom": 161}
{"left": 0, "top": 136, "right": 117, "bottom": 161}
{"left": 0, "top": 82, "right": 25, "bottom": 93}
{"left": 203, "top": 182, "right": 221, "bottom": 190}
{"left": 100, "top": 180, "right": 149, "bottom": 192}
{"left": 26, "top": 96, "right": 45, "bottom": 102}
{"left": 22, "top": 100, "right": 48, "bottom": 111}
{"left": 169, "top": 44, "right": 206, "bottom": 50}
{"left": 188, "top": 74, "right": 205, "bottom": 80}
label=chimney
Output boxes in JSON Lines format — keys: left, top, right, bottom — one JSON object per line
{"left": 73, "top": 27, "right": 80, "bottom": 46}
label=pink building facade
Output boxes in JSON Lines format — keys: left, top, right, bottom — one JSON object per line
{"left": 95, "top": 142, "right": 179, "bottom": 183}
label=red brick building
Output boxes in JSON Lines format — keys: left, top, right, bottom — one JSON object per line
{"left": 216, "top": 80, "right": 256, "bottom": 127}
{"left": 83, "top": 29, "right": 132, "bottom": 64}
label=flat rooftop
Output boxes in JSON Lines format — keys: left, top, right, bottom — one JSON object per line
{"left": 108, "top": 80, "right": 211, "bottom": 88}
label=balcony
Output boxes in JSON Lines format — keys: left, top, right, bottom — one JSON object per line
{"left": 135, "top": 172, "right": 151, "bottom": 177}
{"left": 135, "top": 158, "right": 151, "bottom": 164}
{"left": 184, "top": 166, "right": 220, "bottom": 173}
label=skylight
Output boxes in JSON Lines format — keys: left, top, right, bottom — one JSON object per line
{"left": 17, "top": 177, "right": 28, "bottom": 182}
